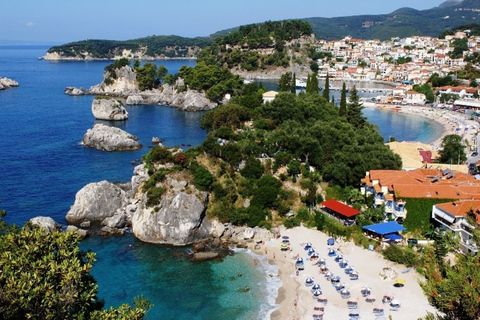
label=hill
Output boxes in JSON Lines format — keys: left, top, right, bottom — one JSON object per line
{"left": 212, "top": 0, "right": 480, "bottom": 41}
{"left": 44, "top": 35, "right": 213, "bottom": 60}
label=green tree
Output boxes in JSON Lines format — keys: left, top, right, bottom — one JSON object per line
{"left": 339, "top": 82, "right": 347, "bottom": 116}
{"left": 0, "top": 211, "right": 150, "bottom": 320}
{"left": 310, "top": 61, "right": 319, "bottom": 73}
{"left": 156, "top": 65, "right": 168, "bottom": 81}
{"left": 420, "top": 248, "right": 480, "bottom": 320}
{"left": 291, "top": 73, "right": 296, "bottom": 94}
{"left": 306, "top": 73, "right": 318, "bottom": 95}
{"left": 439, "top": 134, "right": 466, "bottom": 164}
{"left": 346, "top": 85, "right": 365, "bottom": 128}
{"left": 322, "top": 73, "right": 330, "bottom": 101}
{"left": 279, "top": 72, "right": 294, "bottom": 92}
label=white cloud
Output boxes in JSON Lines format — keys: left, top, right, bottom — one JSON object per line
{"left": 25, "top": 22, "right": 35, "bottom": 27}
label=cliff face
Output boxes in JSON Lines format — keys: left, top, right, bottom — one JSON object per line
{"left": 66, "top": 165, "right": 216, "bottom": 246}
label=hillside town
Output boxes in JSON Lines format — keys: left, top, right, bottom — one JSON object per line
{"left": 312, "top": 31, "right": 480, "bottom": 106}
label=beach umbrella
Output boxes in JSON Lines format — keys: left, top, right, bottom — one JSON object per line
{"left": 394, "top": 279, "right": 406, "bottom": 287}
{"left": 319, "top": 258, "right": 326, "bottom": 264}
{"left": 390, "top": 299, "right": 401, "bottom": 306}
{"left": 306, "top": 277, "right": 314, "bottom": 285}
{"left": 384, "top": 292, "right": 394, "bottom": 299}
{"left": 317, "top": 295, "right": 328, "bottom": 302}
{"left": 311, "top": 252, "right": 319, "bottom": 258}
{"left": 312, "top": 283, "right": 321, "bottom": 290}
{"left": 334, "top": 254, "right": 343, "bottom": 262}
{"left": 366, "top": 295, "right": 376, "bottom": 302}
{"left": 282, "top": 236, "right": 289, "bottom": 239}
{"left": 313, "top": 289, "right": 322, "bottom": 297}
{"left": 348, "top": 298, "right": 357, "bottom": 303}
{"left": 313, "top": 311, "right": 324, "bottom": 317}
{"left": 361, "top": 286, "right": 371, "bottom": 296}
{"left": 296, "top": 257, "right": 304, "bottom": 264}
{"left": 327, "top": 238, "right": 335, "bottom": 246}
{"left": 282, "top": 239, "right": 290, "bottom": 243}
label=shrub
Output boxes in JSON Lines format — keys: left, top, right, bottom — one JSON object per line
{"left": 194, "top": 167, "right": 213, "bottom": 191}
{"left": 146, "top": 187, "right": 166, "bottom": 207}
{"left": 382, "top": 244, "right": 419, "bottom": 267}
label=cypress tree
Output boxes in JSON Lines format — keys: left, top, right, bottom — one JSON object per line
{"left": 331, "top": 95, "right": 335, "bottom": 105}
{"left": 346, "top": 85, "right": 365, "bottom": 128}
{"left": 339, "top": 82, "right": 347, "bottom": 116}
{"left": 291, "top": 73, "right": 296, "bottom": 94}
{"left": 322, "top": 73, "right": 330, "bottom": 101}
{"left": 307, "top": 73, "right": 318, "bottom": 95}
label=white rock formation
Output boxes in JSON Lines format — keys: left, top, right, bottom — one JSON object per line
{"left": 0, "top": 77, "right": 19, "bottom": 90}
{"left": 91, "top": 97, "right": 128, "bottom": 120}
{"left": 82, "top": 123, "right": 142, "bottom": 151}
{"left": 126, "top": 95, "right": 144, "bottom": 105}
{"left": 29, "top": 216, "right": 61, "bottom": 232}
{"left": 66, "top": 181, "right": 130, "bottom": 223}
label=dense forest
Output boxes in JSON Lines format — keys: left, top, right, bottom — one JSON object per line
{"left": 47, "top": 35, "right": 213, "bottom": 59}
{"left": 198, "top": 20, "right": 315, "bottom": 71}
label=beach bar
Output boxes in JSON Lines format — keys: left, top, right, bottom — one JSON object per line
{"left": 320, "top": 200, "right": 361, "bottom": 226}
{"left": 362, "top": 221, "right": 406, "bottom": 243}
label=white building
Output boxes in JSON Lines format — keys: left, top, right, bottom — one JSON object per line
{"left": 432, "top": 201, "right": 480, "bottom": 256}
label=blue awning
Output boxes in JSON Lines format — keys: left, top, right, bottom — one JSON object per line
{"left": 362, "top": 221, "right": 406, "bottom": 235}
{"left": 385, "top": 233, "right": 403, "bottom": 241}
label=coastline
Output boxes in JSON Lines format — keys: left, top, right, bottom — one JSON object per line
{"left": 366, "top": 103, "right": 478, "bottom": 149}
{"left": 252, "top": 226, "right": 436, "bottom": 320}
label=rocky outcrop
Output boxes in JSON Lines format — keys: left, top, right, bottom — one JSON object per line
{"left": 132, "top": 173, "right": 210, "bottom": 246}
{"left": 126, "top": 95, "right": 144, "bottom": 105}
{"left": 29, "top": 216, "right": 61, "bottom": 232}
{"left": 65, "top": 66, "right": 217, "bottom": 111}
{"left": 151, "top": 84, "right": 217, "bottom": 111}
{"left": 0, "top": 77, "right": 19, "bottom": 90}
{"left": 88, "top": 65, "right": 139, "bottom": 95}
{"left": 91, "top": 97, "right": 128, "bottom": 120}
{"left": 64, "top": 87, "right": 85, "bottom": 96}
{"left": 66, "top": 225, "right": 88, "bottom": 238}
{"left": 66, "top": 180, "right": 131, "bottom": 223}
{"left": 82, "top": 123, "right": 142, "bottom": 151}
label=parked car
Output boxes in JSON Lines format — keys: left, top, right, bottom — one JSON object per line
{"left": 472, "top": 152, "right": 478, "bottom": 157}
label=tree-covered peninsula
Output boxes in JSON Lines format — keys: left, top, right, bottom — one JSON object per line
{"left": 45, "top": 35, "right": 213, "bottom": 60}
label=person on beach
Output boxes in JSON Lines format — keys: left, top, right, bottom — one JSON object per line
{"left": 254, "top": 259, "right": 257, "bottom": 266}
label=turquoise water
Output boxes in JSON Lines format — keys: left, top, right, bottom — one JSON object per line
{"left": 80, "top": 234, "right": 279, "bottom": 319}
{"left": 0, "top": 46, "right": 441, "bottom": 319}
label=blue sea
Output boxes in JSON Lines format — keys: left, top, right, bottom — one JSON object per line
{"left": 0, "top": 46, "right": 441, "bottom": 319}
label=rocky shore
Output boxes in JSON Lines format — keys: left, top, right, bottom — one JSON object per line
{"left": 82, "top": 123, "right": 142, "bottom": 151}
{"left": 65, "top": 65, "right": 217, "bottom": 111}
{"left": 0, "top": 77, "right": 19, "bottom": 90}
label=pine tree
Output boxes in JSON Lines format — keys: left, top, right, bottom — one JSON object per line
{"left": 346, "top": 85, "right": 365, "bottom": 128}
{"left": 322, "top": 73, "right": 330, "bottom": 101}
{"left": 339, "top": 82, "right": 347, "bottom": 116}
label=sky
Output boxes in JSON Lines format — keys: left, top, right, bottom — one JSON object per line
{"left": 0, "top": 0, "right": 445, "bottom": 44}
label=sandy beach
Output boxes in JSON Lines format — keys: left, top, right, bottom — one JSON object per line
{"left": 257, "top": 226, "right": 437, "bottom": 320}
{"left": 373, "top": 104, "right": 479, "bottom": 149}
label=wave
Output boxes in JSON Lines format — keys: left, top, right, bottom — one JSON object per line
{"left": 233, "top": 247, "right": 281, "bottom": 320}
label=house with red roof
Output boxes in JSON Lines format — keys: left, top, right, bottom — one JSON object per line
{"left": 361, "top": 168, "right": 480, "bottom": 222}
{"left": 432, "top": 200, "right": 480, "bottom": 255}
{"left": 321, "top": 199, "right": 361, "bottom": 226}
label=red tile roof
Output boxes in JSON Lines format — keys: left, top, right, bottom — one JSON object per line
{"left": 321, "top": 199, "right": 361, "bottom": 218}
{"left": 435, "top": 201, "right": 480, "bottom": 223}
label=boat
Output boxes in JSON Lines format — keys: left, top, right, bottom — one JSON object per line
{"left": 296, "top": 79, "right": 307, "bottom": 88}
